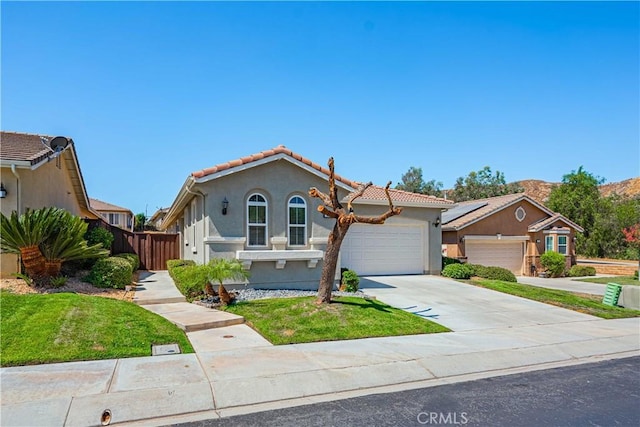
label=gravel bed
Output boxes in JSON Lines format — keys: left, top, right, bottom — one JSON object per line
{"left": 234, "top": 288, "right": 371, "bottom": 302}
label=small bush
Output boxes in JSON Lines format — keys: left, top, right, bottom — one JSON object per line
{"left": 115, "top": 253, "right": 140, "bottom": 271}
{"left": 540, "top": 251, "right": 566, "bottom": 277}
{"left": 341, "top": 270, "right": 360, "bottom": 292}
{"left": 442, "top": 256, "right": 461, "bottom": 270}
{"left": 167, "top": 259, "right": 196, "bottom": 269}
{"left": 49, "top": 276, "right": 68, "bottom": 288}
{"left": 634, "top": 270, "right": 638, "bottom": 280}
{"left": 466, "top": 264, "right": 485, "bottom": 276}
{"left": 477, "top": 266, "right": 517, "bottom": 282}
{"left": 442, "top": 263, "right": 474, "bottom": 279}
{"left": 86, "top": 257, "right": 133, "bottom": 289}
{"left": 167, "top": 261, "right": 208, "bottom": 301}
{"left": 85, "top": 227, "right": 114, "bottom": 251}
{"left": 567, "top": 265, "right": 597, "bottom": 277}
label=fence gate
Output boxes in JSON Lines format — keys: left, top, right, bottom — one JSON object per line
{"left": 86, "top": 220, "right": 179, "bottom": 270}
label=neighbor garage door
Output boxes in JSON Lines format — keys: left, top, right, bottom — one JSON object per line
{"left": 465, "top": 240, "right": 524, "bottom": 274}
{"left": 341, "top": 224, "right": 425, "bottom": 275}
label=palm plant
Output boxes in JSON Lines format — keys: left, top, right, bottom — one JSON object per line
{"left": 207, "top": 258, "right": 250, "bottom": 304}
{"left": 0, "top": 207, "right": 63, "bottom": 278}
{"left": 40, "top": 210, "right": 109, "bottom": 277}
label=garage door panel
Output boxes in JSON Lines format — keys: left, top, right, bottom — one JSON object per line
{"left": 341, "top": 224, "right": 425, "bottom": 275}
{"left": 465, "top": 240, "right": 523, "bottom": 274}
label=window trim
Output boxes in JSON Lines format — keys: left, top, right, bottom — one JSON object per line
{"left": 247, "top": 193, "right": 268, "bottom": 247}
{"left": 545, "top": 235, "right": 554, "bottom": 253}
{"left": 557, "top": 235, "right": 568, "bottom": 255}
{"left": 287, "top": 195, "right": 307, "bottom": 247}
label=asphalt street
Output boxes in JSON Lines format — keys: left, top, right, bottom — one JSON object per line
{"left": 174, "top": 356, "right": 640, "bottom": 427}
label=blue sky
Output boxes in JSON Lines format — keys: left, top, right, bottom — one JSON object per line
{"left": 2, "top": 1, "right": 638, "bottom": 216}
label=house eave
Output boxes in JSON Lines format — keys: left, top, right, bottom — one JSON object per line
{"left": 351, "top": 199, "right": 456, "bottom": 209}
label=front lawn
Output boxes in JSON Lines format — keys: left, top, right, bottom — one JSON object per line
{"left": 224, "top": 296, "right": 450, "bottom": 345}
{"left": 574, "top": 276, "right": 639, "bottom": 286}
{"left": 468, "top": 279, "right": 640, "bottom": 319}
{"left": 0, "top": 291, "right": 194, "bottom": 367}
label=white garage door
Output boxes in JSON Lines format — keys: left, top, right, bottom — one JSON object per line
{"left": 341, "top": 224, "right": 425, "bottom": 275}
{"left": 465, "top": 240, "right": 524, "bottom": 274}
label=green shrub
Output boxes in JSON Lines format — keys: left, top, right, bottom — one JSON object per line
{"left": 567, "top": 265, "right": 597, "bottom": 277}
{"left": 540, "top": 251, "right": 566, "bottom": 277}
{"left": 166, "top": 259, "right": 196, "bottom": 269}
{"left": 442, "top": 263, "right": 474, "bottom": 279}
{"left": 49, "top": 276, "right": 68, "bottom": 288}
{"left": 442, "top": 256, "right": 461, "bottom": 270}
{"left": 341, "top": 270, "right": 360, "bottom": 292}
{"left": 167, "top": 261, "right": 208, "bottom": 301}
{"left": 466, "top": 264, "right": 485, "bottom": 276}
{"left": 634, "top": 270, "right": 638, "bottom": 280}
{"left": 85, "top": 227, "right": 114, "bottom": 251}
{"left": 86, "top": 257, "right": 133, "bottom": 289}
{"left": 477, "top": 266, "right": 517, "bottom": 282}
{"left": 115, "top": 253, "right": 140, "bottom": 271}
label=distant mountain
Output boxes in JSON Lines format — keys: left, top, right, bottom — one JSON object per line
{"left": 516, "top": 177, "right": 640, "bottom": 204}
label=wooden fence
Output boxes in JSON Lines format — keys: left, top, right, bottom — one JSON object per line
{"left": 86, "top": 220, "right": 179, "bottom": 270}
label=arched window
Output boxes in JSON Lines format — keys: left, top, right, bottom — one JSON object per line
{"left": 288, "top": 196, "right": 307, "bottom": 246}
{"left": 247, "top": 194, "right": 267, "bottom": 246}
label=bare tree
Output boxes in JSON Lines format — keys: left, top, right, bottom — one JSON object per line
{"left": 309, "top": 157, "right": 402, "bottom": 304}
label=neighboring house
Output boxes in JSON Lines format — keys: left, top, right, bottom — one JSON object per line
{"left": 89, "top": 198, "right": 134, "bottom": 231}
{"left": 0, "top": 131, "right": 99, "bottom": 277}
{"left": 441, "top": 193, "right": 584, "bottom": 276}
{"left": 149, "top": 207, "right": 172, "bottom": 231}
{"left": 160, "top": 145, "right": 454, "bottom": 290}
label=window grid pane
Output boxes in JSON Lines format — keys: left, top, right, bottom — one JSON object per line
{"left": 558, "top": 236, "right": 568, "bottom": 255}
{"left": 545, "top": 236, "right": 554, "bottom": 252}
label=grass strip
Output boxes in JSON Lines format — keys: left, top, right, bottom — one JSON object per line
{"left": 468, "top": 279, "right": 640, "bottom": 319}
{"left": 224, "top": 296, "right": 450, "bottom": 345}
{"left": 574, "top": 276, "right": 639, "bottom": 286}
{"left": 1, "top": 291, "right": 194, "bottom": 367}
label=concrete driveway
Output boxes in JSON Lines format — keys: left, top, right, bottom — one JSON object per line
{"left": 516, "top": 275, "right": 607, "bottom": 296}
{"left": 360, "top": 275, "right": 597, "bottom": 332}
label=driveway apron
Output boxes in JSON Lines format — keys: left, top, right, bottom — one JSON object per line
{"left": 360, "top": 275, "right": 598, "bottom": 332}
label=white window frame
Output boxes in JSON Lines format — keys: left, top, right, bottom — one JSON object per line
{"left": 247, "top": 193, "right": 268, "bottom": 247}
{"left": 545, "top": 235, "right": 554, "bottom": 253}
{"left": 191, "top": 199, "right": 197, "bottom": 252}
{"left": 288, "top": 196, "right": 307, "bottom": 247}
{"left": 108, "top": 213, "right": 119, "bottom": 225}
{"left": 557, "top": 235, "right": 568, "bottom": 255}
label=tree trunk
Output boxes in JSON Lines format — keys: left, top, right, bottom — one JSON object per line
{"left": 317, "top": 222, "right": 349, "bottom": 304}
{"left": 19, "top": 245, "right": 46, "bottom": 280}
{"left": 205, "top": 282, "right": 216, "bottom": 296}
{"left": 44, "top": 261, "right": 62, "bottom": 278}
{"left": 219, "top": 283, "right": 232, "bottom": 305}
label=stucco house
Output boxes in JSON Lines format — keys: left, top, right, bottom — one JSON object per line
{"left": 160, "top": 146, "right": 454, "bottom": 289}
{"left": 0, "top": 131, "right": 99, "bottom": 277}
{"left": 441, "top": 193, "right": 584, "bottom": 276}
{"left": 89, "top": 198, "right": 134, "bottom": 231}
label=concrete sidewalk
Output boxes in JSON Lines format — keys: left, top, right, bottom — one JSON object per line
{"left": 516, "top": 275, "right": 610, "bottom": 296}
{"left": 1, "top": 273, "right": 639, "bottom": 426}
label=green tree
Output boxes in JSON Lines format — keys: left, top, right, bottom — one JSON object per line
{"left": 451, "top": 166, "right": 523, "bottom": 202}
{"left": 134, "top": 213, "right": 147, "bottom": 231}
{"left": 396, "top": 166, "right": 443, "bottom": 197}
{"left": 547, "top": 167, "right": 604, "bottom": 254}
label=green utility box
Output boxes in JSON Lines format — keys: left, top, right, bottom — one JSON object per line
{"left": 602, "top": 283, "right": 622, "bottom": 306}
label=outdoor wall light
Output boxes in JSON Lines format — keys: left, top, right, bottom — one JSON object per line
{"left": 536, "top": 239, "right": 541, "bottom": 244}
{"left": 222, "top": 197, "right": 229, "bottom": 215}
{"left": 0, "top": 183, "right": 6, "bottom": 199}
{"left": 434, "top": 217, "right": 440, "bottom": 227}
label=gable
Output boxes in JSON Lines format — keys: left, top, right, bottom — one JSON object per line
{"left": 460, "top": 199, "right": 549, "bottom": 236}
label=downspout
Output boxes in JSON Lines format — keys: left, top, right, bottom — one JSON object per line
{"left": 185, "top": 181, "right": 207, "bottom": 263}
{"left": 10, "top": 164, "right": 21, "bottom": 274}
{"left": 10, "top": 164, "right": 21, "bottom": 214}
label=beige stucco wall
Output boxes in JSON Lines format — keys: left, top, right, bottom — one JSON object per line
{"left": 0, "top": 155, "right": 87, "bottom": 277}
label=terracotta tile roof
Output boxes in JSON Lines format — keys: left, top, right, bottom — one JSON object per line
{"left": 358, "top": 185, "right": 454, "bottom": 206}
{"left": 442, "top": 193, "right": 529, "bottom": 230}
{"left": 89, "top": 198, "right": 133, "bottom": 214}
{"left": 0, "top": 131, "right": 61, "bottom": 164}
{"left": 191, "top": 145, "right": 359, "bottom": 188}
{"left": 190, "top": 145, "right": 452, "bottom": 207}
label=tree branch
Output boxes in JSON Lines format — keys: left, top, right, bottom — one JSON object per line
{"left": 328, "top": 157, "right": 342, "bottom": 210}
{"left": 351, "top": 182, "right": 402, "bottom": 224}
{"left": 346, "top": 181, "right": 373, "bottom": 212}
{"left": 317, "top": 205, "right": 339, "bottom": 219}
{"left": 309, "top": 187, "right": 332, "bottom": 207}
